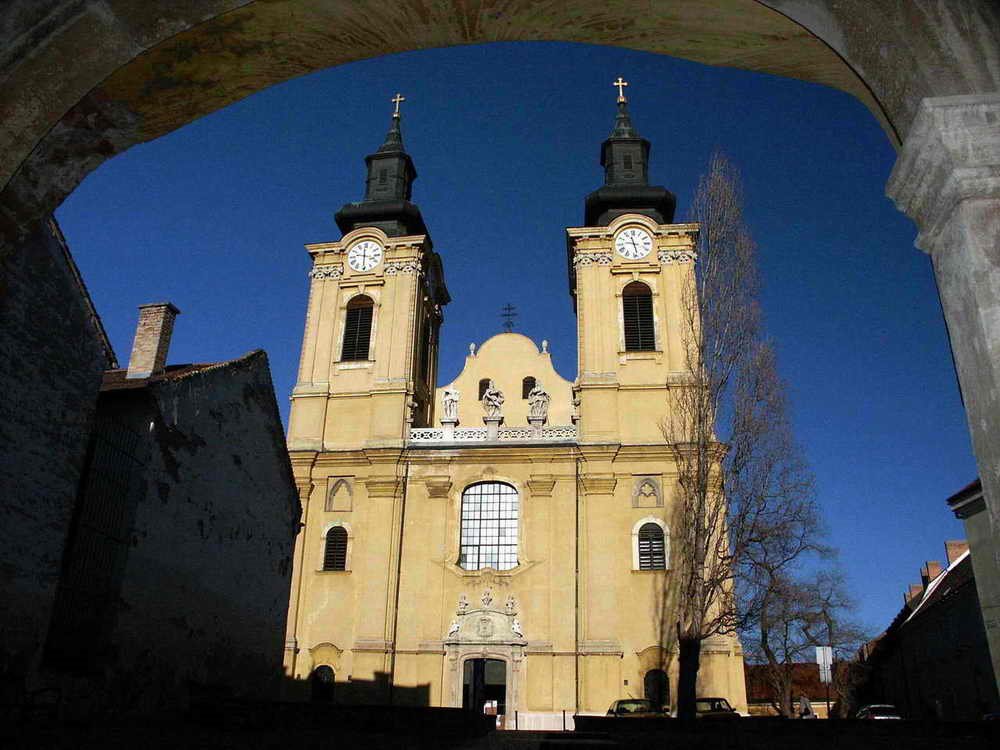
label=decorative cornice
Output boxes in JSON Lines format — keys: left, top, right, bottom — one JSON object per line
{"left": 657, "top": 249, "right": 697, "bottom": 264}
{"left": 309, "top": 264, "right": 343, "bottom": 280}
{"left": 384, "top": 260, "right": 421, "bottom": 275}
{"left": 527, "top": 475, "right": 557, "bottom": 496}
{"left": 579, "top": 639, "right": 624, "bottom": 656}
{"left": 422, "top": 476, "right": 452, "bottom": 499}
{"left": 580, "top": 474, "right": 617, "bottom": 495}
{"left": 352, "top": 638, "right": 391, "bottom": 652}
{"left": 363, "top": 477, "right": 402, "bottom": 498}
{"left": 572, "top": 252, "right": 613, "bottom": 267}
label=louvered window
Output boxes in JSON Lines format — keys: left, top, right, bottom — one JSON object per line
{"left": 638, "top": 523, "right": 666, "bottom": 570}
{"left": 323, "top": 527, "right": 348, "bottom": 571}
{"left": 521, "top": 377, "right": 536, "bottom": 399}
{"left": 622, "top": 282, "right": 655, "bottom": 351}
{"left": 341, "top": 296, "right": 373, "bottom": 361}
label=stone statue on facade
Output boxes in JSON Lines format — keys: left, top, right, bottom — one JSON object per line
{"left": 481, "top": 381, "right": 504, "bottom": 418}
{"left": 442, "top": 388, "right": 460, "bottom": 421}
{"left": 448, "top": 620, "right": 460, "bottom": 636}
{"left": 527, "top": 382, "right": 550, "bottom": 420}
{"left": 481, "top": 589, "right": 494, "bottom": 608}
{"left": 457, "top": 593, "right": 469, "bottom": 614}
{"left": 504, "top": 595, "right": 517, "bottom": 615}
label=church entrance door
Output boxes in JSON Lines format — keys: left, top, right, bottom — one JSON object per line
{"left": 462, "top": 658, "right": 506, "bottom": 717}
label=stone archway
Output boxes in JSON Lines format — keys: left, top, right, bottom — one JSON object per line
{"left": 2, "top": 0, "right": 998, "bottom": 699}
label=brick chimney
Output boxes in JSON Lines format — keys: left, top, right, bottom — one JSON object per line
{"left": 920, "top": 561, "right": 943, "bottom": 586}
{"left": 945, "top": 540, "right": 969, "bottom": 565}
{"left": 904, "top": 583, "right": 923, "bottom": 605}
{"left": 126, "top": 302, "right": 180, "bottom": 379}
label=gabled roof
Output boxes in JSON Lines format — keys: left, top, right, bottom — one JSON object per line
{"left": 903, "top": 549, "right": 972, "bottom": 625}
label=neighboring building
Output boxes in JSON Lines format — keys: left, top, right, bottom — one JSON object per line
{"left": 948, "top": 479, "right": 1000, "bottom": 697}
{"left": 283, "top": 90, "right": 747, "bottom": 727}
{"left": 857, "top": 538, "right": 999, "bottom": 720}
{"left": 0, "top": 217, "right": 115, "bottom": 705}
{"left": 41, "top": 303, "right": 300, "bottom": 714}
{"left": 745, "top": 662, "right": 838, "bottom": 718}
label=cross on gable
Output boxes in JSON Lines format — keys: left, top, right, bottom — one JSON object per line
{"left": 391, "top": 92, "right": 406, "bottom": 116}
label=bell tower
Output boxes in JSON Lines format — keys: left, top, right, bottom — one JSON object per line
{"left": 567, "top": 80, "right": 699, "bottom": 444}
{"left": 288, "top": 96, "right": 449, "bottom": 451}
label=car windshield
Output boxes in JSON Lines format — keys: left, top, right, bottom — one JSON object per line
{"left": 617, "top": 700, "right": 655, "bottom": 713}
{"left": 696, "top": 698, "right": 732, "bottom": 712}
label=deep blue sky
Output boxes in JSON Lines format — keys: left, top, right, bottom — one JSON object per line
{"left": 56, "top": 42, "right": 977, "bottom": 634}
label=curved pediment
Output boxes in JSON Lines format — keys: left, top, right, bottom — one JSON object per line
{"left": 436, "top": 334, "right": 574, "bottom": 428}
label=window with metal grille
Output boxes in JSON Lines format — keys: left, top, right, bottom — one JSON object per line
{"left": 637, "top": 523, "right": 666, "bottom": 570}
{"left": 459, "top": 482, "right": 518, "bottom": 571}
{"left": 323, "top": 527, "right": 348, "bottom": 571}
{"left": 521, "top": 376, "right": 536, "bottom": 399}
{"left": 478, "top": 379, "right": 490, "bottom": 400}
{"left": 622, "top": 282, "right": 655, "bottom": 351}
{"left": 341, "top": 296, "right": 373, "bottom": 361}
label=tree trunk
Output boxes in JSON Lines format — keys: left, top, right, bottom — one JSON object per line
{"left": 676, "top": 636, "right": 702, "bottom": 720}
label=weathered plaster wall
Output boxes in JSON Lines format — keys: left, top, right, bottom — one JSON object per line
{"left": 3, "top": 0, "right": 998, "bottom": 244}
{"left": 0, "top": 217, "right": 108, "bottom": 689}
{"left": 100, "top": 351, "right": 299, "bottom": 710}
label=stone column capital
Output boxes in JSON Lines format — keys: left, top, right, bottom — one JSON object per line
{"left": 887, "top": 94, "right": 1000, "bottom": 254}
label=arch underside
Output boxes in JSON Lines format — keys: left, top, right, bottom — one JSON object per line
{"left": 1, "top": 0, "right": 909, "bottom": 236}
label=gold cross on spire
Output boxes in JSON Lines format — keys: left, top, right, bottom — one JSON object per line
{"left": 391, "top": 92, "right": 406, "bottom": 117}
{"left": 613, "top": 76, "right": 628, "bottom": 102}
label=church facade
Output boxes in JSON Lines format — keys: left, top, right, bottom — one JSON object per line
{"left": 283, "top": 89, "right": 747, "bottom": 723}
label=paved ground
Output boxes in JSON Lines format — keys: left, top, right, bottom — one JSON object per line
{"left": 5, "top": 724, "right": 1000, "bottom": 750}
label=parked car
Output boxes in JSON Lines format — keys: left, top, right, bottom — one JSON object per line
{"left": 855, "top": 704, "right": 902, "bottom": 720}
{"left": 695, "top": 697, "right": 740, "bottom": 719}
{"left": 606, "top": 699, "right": 669, "bottom": 717}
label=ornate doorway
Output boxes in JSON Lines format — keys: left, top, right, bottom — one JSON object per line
{"left": 463, "top": 658, "right": 506, "bottom": 715}
{"left": 443, "top": 590, "right": 526, "bottom": 711}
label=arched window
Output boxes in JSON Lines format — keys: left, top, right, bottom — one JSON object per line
{"left": 323, "top": 526, "right": 348, "bottom": 571}
{"left": 478, "top": 378, "right": 490, "bottom": 400}
{"left": 310, "top": 665, "right": 335, "bottom": 703}
{"left": 637, "top": 523, "right": 666, "bottom": 570}
{"left": 622, "top": 282, "right": 655, "bottom": 351}
{"left": 341, "top": 295, "right": 374, "bottom": 361}
{"left": 521, "top": 376, "right": 536, "bottom": 399}
{"left": 459, "top": 482, "right": 518, "bottom": 571}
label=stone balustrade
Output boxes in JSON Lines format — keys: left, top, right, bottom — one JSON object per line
{"left": 408, "top": 425, "right": 577, "bottom": 445}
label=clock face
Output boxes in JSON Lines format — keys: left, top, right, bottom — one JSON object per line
{"left": 614, "top": 227, "right": 653, "bottom": 260}
{"left": 347, "top": 240, "right": 383, "bottom": 272}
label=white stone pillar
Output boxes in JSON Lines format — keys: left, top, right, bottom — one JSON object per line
{"left": 887, "top": 93, "right": 1000, "bottom": 690}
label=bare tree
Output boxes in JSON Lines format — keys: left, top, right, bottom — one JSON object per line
{"left": 745, "top": 568, "right": 868, "bottom": 717}
{"left": 664, "top": 152, "right": 819, "bottom": 720}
